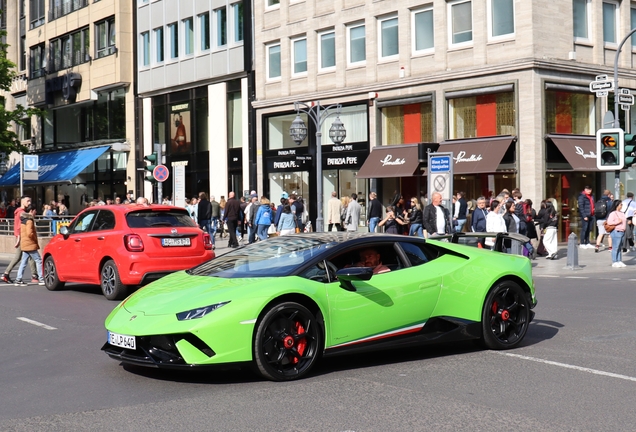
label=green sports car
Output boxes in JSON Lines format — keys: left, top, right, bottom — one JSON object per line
{"left": 103, "top": 232, "right": 537, "bottom": 381}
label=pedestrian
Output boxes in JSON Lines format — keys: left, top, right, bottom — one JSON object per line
{"left": 453, "top": 191, "right": 468, "bottom": 233}
{"left": 606, "top": 200, "right": 627, "bottom": 267}
{"left": 594, "top": 190, "right": 613, "bottom": 253}
{"left": 339, "top": 196, "right": 349, "bottom": 231}
{"left": 255, "top": 196, "right": 273, "bottom": 241}
{"left": 197, "top": 192, "right": 213, "bottom": 248}
{"left": 394, "top": 195, "right": 407, "bottom": 234}
{"left": 273, "top": 193, "right": 288, "bottom": 230}
{"left": 578, "top": 185, "right": 595, "bottom": 248}
{"left": 2, "top": 196, "right": 38, "bottom": 284}
{"left": 422, "top": 192, "right": 452, "bottom": 238}
{"left": 620, "top": 192, "right": 636, "bottom": 253}
{"left": 245, "top": 194, "right": 259, "bottom": 244}
{"left": 345, "top": 193, "right": 361, "bottom": 232}
{"left": 367, "top": 192, "right": 382, "bottom": 233}
{"left": 223, "top": 192, "right": 241, "bottom": 248}
{"left": 211, "top": 195, "right": 221, "bottom": 241}
{"left": 485, "top": 200, "right": 506, "bottom": 248}
{"left": 406, "top": 197, "right": 424, "bottom": 237}
{"left": 238, "top": 196, "right": 248, "bottom": 241}
{"left": 14, "top": 204, "right": 44, "bottom": 286}
{"left": 471, "top": 196, "right": 489, "bottom": 247}
{"left": 276, "top": 204, "right": 297, "bottom": 236}
{"left": 188, "top": 197, "right": 198, "bottom": 224}
{"left": 378, "top": 205, "right": 407, "bottom": 234}
{"left": 540, "top": 201, "right": 559, "bottom": 260}
{"left": 6, "top": 199, "right": 16, "bottom": 219}
{"left": 289, "top": 194, "right": 305, "bottom": 232}
{"left": 523, "top": 199, "right": 538, "bottom": 259}
{"left": 218, "top": 196, "right": 227, "bottom": 238}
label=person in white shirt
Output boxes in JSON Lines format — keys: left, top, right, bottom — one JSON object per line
{"left": 485, "top": 200, "right": 506, "bottom": 248}
{"left": 621, "top": 192, "right": 636, "bottom": 252}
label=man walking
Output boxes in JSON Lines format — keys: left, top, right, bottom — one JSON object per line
{"left": 423, "top": 192, "right": 452, "bottom": 237}
{"left": 245, "top": 194, "right": 259, "bottom": 244}
{"left": 578, "top": 185, "right": 595, "bottom": 248}
{"left": 210, "top": 195, "right": 221, "bottom": 243}
{"left": 327, "top": 191, "right": 342, "bottom": 232}
{"left": 224, "top": 191, "right": 242, "bottom": 248}
{"left": 471, "top": 196, "right": 489, "bottom": 247}
{"left": 345, "top": 193, "right": 361, "bottom": 232}
{"left": 621, "top": 192, "right": 636, "bottom": 252}
{"left": 453, "top": 192, "right": 468, "bottom": 233}
{"left": 367, "top": 192, "right": 382, "bottom": 233}
{"left": 2, "top": 196, "right": 38, "bottom": 284}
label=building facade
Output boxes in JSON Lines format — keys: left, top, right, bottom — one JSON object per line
{"left": 252, "top": 0, "right": 636, "bottom": 239}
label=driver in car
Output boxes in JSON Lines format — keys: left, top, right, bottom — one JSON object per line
{"left": 351, "top": 248, "right": 391, "bottom": 275}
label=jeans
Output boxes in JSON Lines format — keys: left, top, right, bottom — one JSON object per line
{"left": 199, "top": 219, "right": 213, "bottom": 245}
{"left": 455, "top": 219, "right": 467, "bottom": 233}
{"left": 610, "top": 230, "right": 624, "bottom": 262}
{"left": 4, "top": 245, "right": 37, "bottom": 276}
{"left": 211, "top": 217, "right": 218, "bottom": 237}
{"left": 248, "top": 224, "right": 257, "bottom": 244}
{"left": 580, "top": 216, "right": 595, "bottom": 245}
{"left": 409, "top": 223, "right": 424, "bottom": 237}
{"left": 226, "top": 219, "right": 239, "bottom": 247}
{"left": 368, "top": 217, "right": 380, "bottom": 233}
{"left": 17, "top": 250, "right": 43, "bottom": 282}
{"left": 257, "top": 224, "right": 270, "bottom": 241}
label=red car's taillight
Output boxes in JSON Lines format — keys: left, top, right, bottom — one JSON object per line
{"left": 125, "top": 234, "right": 144, "bottom": 252}
{"left": 203, "top": 233, "right": 212, "bottom": 250}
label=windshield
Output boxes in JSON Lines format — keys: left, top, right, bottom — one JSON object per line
{"left": 126, "top": 209, "right": 196, "bottom": 228}
{"left": 188, "top": 236, "right": 336, "bottom": 278}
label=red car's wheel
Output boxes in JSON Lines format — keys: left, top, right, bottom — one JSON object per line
{"left": 253, "top": 302, "right": 323, "bottom": 381}
{"left": 100, "top": 260, "right": 128, "bottom": 301}
{"left": 481, "top": 281, "right": 530, "bottom": 349}
{"left": 44, "top": 256, "right": 65, "bottom": 291}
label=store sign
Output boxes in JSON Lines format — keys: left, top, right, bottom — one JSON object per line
{"left": 322, "top": 148, "right": 367, "bottom": 170}
{"left": 380, "top": 154, "right": 406, "bottom": 166}
{"left": 453, "top": 151, "right": 484, "bottom": 164}
{"left": 574, "top": 146, "right": 596, "bottom": 159}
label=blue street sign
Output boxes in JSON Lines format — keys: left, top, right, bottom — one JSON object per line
{"left": 429, "top": 155, "right": 451, "bottom": 173}
{"left": 23, "top": 155, "right": 39, "bottom": 172}
{"left": 153, "top": 164, "right": 169, "bottom": 182}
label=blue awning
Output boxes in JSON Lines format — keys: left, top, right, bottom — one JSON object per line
{"left": 0, "top": 146, "right": 110, "bottom": 187}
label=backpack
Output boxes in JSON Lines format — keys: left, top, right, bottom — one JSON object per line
{"left": 594, "top": 199, "right": 607, "bottom": 219}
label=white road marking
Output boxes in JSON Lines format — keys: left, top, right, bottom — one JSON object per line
{"left": 564, "top": 276, "right": 588, "bottom": 279}
{"left": 17, "top": 317, "right": 57, "bottom": 330}
{"left": 497, "top": 352, "right": 636, "bottom": 383}
{"left": 534, "top": 275, "right": 559, "bottom": 278}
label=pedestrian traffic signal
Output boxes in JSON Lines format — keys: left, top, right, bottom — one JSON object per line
{"left": 144, "top": 152, "right": 158, "bottom": 182}
{"left": 624, "top": 134, "right": 636, "bottom": 167}
{"left": 596, "top": 128, "right": 624, "bottom": 171}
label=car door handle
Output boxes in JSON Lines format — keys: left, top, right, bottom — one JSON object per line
{"left": 97, "top": 237, "right": 105, "bottom": 240}
{"left": 74, "top": 239, "right": 81, "bottom": 242}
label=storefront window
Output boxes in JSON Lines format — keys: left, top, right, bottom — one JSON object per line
{"left": 319, "top": 104, "right": 367, "bottom": 144}
{"left": 268, "top": 171, "right": 310, "bottom": 213}
{"left": 545, "top": 90, "right": 594, "bottom": 135}
{"left": 381, "top": 102, "right": 433, "bottom": 145}
{"left": 195, "top": 97, "right": 209, "bottom": 152}
{"left": 170, "top": 102, "right": 191, "bottom": 154}
{"left": 228, "top": 91, "right": 242, "bottom": 148}
{"left": 448, "top": 92, "right": 515, "bottom": 139}
{"left": 267, "top": 112, "right": 309, "bottom": 149}
{"left": 324, "top": 168, "right": 368, "bottom": 230}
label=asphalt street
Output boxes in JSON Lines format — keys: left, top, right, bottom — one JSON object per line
{"left": 0, "top": 243, "right": 635, "bottom": 431}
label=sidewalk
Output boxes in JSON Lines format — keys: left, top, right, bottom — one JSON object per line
{"left": 531, "top": 243, "right": 636, "bottom": 276}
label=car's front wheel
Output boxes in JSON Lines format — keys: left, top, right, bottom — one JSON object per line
{"left": 481, "top": 281, "right": 530, "bottom": 350}
{"left": 43, "top": 256, "right": 65, "bottom": 291}
{"left": 253, "top": 302, "right": 323, "bottom": 381}
{"left": 100, "top": 260, "right": 128, "bottom": 301}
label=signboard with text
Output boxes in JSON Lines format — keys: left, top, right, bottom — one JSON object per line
{"left": 427, "top": 152, "right": 453, "bottom": 208}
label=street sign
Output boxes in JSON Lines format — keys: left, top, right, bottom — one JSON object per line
{"left": 618, "top": 93, "right": 634, "bottom": 105}
{"left": 427, "top": 152, "right": 453, "bottom": 210}
{"left": 597, "top": 91, "right": 609, "bottom": 98}
{"left": 589, "top": 80, "right": 614, "bottom": 92}
{"left": 622, "top": 104, "right": 631, "bottom": 111}
{"left": 620, "top": 88, "right": 631, "bottom": 95}
{"left": 429, "top": 155, "right": 451, "bottom": 173}
{"left": 153, "top": 164, "right": 169, "bottom": 182}
{"left": 596, "top": 74, "right": 609, "bottom": 81}
{"left": 23, "top": 155, "right": 38, "bottom": 172}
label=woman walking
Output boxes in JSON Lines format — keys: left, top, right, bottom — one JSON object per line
{"left": 254, "top": 196, "right": 273, "bottom": 241}
{"left": 407, "top": 197, "right": 424, "bottom": 237}
{"left": 485, "top": 200, "right": 506, "bottom": 248}
{"left": 540, "top": 201, "right": 559, "bottom": 260}
{"left": 606, "top": 200, "right": 627, "bottom": 267}
{"left": 276, "top": 204, "right": 297, "bottom": 236}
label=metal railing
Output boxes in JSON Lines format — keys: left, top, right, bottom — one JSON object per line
{"left": 433, "top": 232, "right": 531, "bottom": 256}
{"left": 0, "top": 216, "right": 75, "bottom": 237}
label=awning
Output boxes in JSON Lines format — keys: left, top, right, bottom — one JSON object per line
{"left": 546, "top": 134, "right": 596, "bottom": 171}
{"left": 438, "top": 136, "right": 516, "bottom": 174}
{"left": 0, "top": 146, "right": 110, "bottom": 187}
{"left": 355, "top": 145, "right": 420, "bottom": 178}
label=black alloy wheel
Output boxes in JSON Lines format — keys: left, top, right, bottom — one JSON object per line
{"left": 100, "top": 260, "right": 127, "bottom": 301}
{"left": 44, "top": 256, "right": 65, "bottom": 291}
{"left": 253, "top": 302, "right": 323, "bottom": 381}
{"left": 481, "top": 281, "right": 530, "bottom": 350}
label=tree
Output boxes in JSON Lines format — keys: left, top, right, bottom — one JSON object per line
{"left": 0, "top": 24, "right": 41, "bottom": 158}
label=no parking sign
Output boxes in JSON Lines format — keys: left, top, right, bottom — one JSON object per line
{"left": 153, "top": 165, "right": 169, "bottom": 182}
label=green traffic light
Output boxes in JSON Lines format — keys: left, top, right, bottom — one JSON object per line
{"left": 625, "top": 134, "right": 636, "bottom": 167}
{"left": 144, "top": 152, "right": 158, "bottom": 172}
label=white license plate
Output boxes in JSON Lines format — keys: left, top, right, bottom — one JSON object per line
{"left": 162, "top": 237, "right": 191, "bottom": 247}
{"left": 108, "top": 331, "right": 136, "bottom": 350}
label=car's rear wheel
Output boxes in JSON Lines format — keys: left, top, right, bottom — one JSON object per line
{"left": 481, "top": 281, "right": 530, "bottom": 349}
{"left": 100, "top": 260, "right": 128, "bottom": 301}
{"left": 253, "top": 302, "right": 323, "bottom": 381}
{"left": 43, "top": 256, "right": 65, "bottom": 291}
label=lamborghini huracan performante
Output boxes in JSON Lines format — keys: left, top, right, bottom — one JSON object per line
{"left": 103, "top": 232, "right": 537, "bottom": 381}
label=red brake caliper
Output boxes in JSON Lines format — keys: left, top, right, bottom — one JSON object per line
{"left": 290, "top": 322, "right": 307, "bottom": 364}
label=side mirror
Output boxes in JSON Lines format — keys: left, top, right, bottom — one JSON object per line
{"left": 335, "top": 267, "right": 373, "bottom": 291}
{"left": 59, "top": 226, "right": 70, "bottom": 238}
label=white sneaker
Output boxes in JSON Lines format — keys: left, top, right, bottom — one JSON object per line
{"left": 618, "top": 261, "right": 627, "bottom": 267}
{"left": 587, "top": 244, "right": 596, "bottom": 249}
{"left": 612, "top": 262, "right": 621, "bottom": 267}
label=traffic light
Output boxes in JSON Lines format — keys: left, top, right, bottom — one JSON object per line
{"left": 596, "top": 128, "right": 624, "bottom": 171}
{"left": 144, "top": 152, "right": 158, "bottom": 182}
{"left": 624, "top": 134, "right": 636, "bottom": 167}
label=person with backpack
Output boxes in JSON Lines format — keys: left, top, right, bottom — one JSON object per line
{"left": 594, "top": 190, "right": 613, "bottom": 253}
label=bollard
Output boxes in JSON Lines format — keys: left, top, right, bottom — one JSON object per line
{"left": 564, "top": 232, "right": 582, "bottom": 270}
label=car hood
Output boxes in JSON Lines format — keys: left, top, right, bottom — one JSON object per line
{"left": 122, "top": 271, "right": 271, "bottom": 316}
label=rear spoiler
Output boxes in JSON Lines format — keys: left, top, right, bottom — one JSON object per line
{"left": 432, "top": 232, "right": 530, "bottom": 255}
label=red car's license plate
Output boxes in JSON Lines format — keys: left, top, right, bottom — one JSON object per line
{"left": 161, "top": 238, "right": 191, "bottom": 247}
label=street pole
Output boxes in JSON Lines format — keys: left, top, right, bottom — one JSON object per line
{"left": 19, "top": 153, "right": 23, "bottom": 198}
{"left": 612, "top": 28, "right": 636, "bottom": 199}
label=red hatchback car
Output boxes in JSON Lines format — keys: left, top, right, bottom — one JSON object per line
{"left": 42, "top": 204, "right": 214, "bottom": 300}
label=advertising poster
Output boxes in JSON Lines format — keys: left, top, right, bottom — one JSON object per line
{"left": 170, "top": 103, "right": 191, "bottom": 154}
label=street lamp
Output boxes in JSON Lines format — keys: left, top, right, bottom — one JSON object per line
{"left": 289, "top": 101, "right": 346, "bottom": 233}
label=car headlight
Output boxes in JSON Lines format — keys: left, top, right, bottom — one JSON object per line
{"left": 176, "top": 301, "right": 230, "bottom": 321}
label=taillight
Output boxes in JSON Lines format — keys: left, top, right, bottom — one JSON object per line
{"left": 203, "top": 233, "right": 212, "bottom": 250}
{"left": 125, "top": 234, "right": 144, "bottom": 252}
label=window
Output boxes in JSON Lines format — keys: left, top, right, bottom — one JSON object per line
{"left": 489, "top": 0, "right": 514, "bottom": 39}
{"left": 228, "top": 90, "right": 242, "bottom": 148}
{"left": 96, "top": 17, "right": 116, "bottom": 58}
{"left": 448, "top": 0, "right": 472, "bottom": 46}
{"left": 603, "top": 1, "right": 618, "bottom": 44}
{"left": 154, "top": 27, "right": 164, "bottom": 63}
{"left": 632, "top": 6, "right": 636, "bottom": 47}
{"left": 573, "top": 0, "right": 590, "bottom": 40}
{"left": 347, "top": 23, "right": 366, "bottom": 65}
{"left": 267, "top": 0, "right": 280, "bottom": 7}
{"left": 183, "top": 17, "right": 194, "bottom": 55}
{"left": 232, "top": 2, "right": 244, "bottom": 43}
{"left": 378, "top": 15, "right": 398, "bottom": 59}
{"left": 320, "top": 104, "right": 368, "bottom": 143}
{"left": 29, "top": 0, "right": 45, "bottom": 28}
{"left": 216, "top": 7, "right": 227, "bottom": 47}
{"left": 50, "top": 0, "right": 88, "bottom": 21}
{"left": 545, "top": 90, "right": 594, "bottom": 135}
{"left": 140, "top": 32, "right": 150, "bottom": 66}
{"left": 168, "top": 22, "right": 178, "bottom": 58}
{"left": 448, "top": 92, "right": 515, "bottom": 139}
{"left": 318, "top": 30, "right": 335, "bottom": 70}
{"left": 20, "top": 36, "right": 26, "bottom": 71}
{"left": 382, "top": 102, "right": 433, "bottom": 145}
{"left": 292, "top": 37, "right": 307, "bottom": 75}
{"left": 199, "top": 13, "right": 210, "bottom": 51}
{"left": 29, "top": 44, "right": 45, "bottom": 79}
{"left": 50, "top": 27, "right": 89, "bottom": 72}
{"left": 412, "top": 6, "right": 434, "bottom": 53}
{"left": 267, "top": 43, "right": 281, "bottom": 79}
